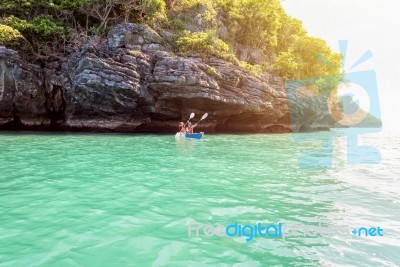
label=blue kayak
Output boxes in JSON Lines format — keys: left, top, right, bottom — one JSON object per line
{"left": 175, "top": 132, "right": 204, "bottom": 139}
{"left": 185, "top": 132, "right": 204, "bottom": 139}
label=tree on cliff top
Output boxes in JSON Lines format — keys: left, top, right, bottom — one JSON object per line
{"left": 0, "top": 0, "right": 342, "bottom": 91}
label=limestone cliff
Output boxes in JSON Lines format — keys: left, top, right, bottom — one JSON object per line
{"left": 0, "top": 23, "right": 337, "bottom": 133}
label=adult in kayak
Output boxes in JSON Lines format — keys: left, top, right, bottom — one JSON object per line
{"left": 175, "top": 113, "right": 207, "bottom": 139}
{"left": 186, "top": 121, "right": 194, "bottom": 134}
{"left": 179, "top": 122, "right": 186, "bottom": 134}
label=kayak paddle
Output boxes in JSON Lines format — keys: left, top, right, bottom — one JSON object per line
{"left": 189, "top": 112, "right": 195, "bottom": 121}
{"left": 193, "top": 113, "right": 208, "bottom": 128}
{"left": 184, "top": 112, "right": 195, "bottom": 127}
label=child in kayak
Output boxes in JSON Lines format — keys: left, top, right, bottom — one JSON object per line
{"left": 186, "top": 121, "right": 194, "bottom": 134}
{"left": 179, "top": 122, "right": 186, "bottom": 134}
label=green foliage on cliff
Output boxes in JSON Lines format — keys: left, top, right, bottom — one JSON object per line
{"left": 272, "top": 35, "right": 342, "bottom": 91}
{"left": 0, "top": 24, "right": 23, "bottom": 45}
{"left": 175, "top": 30, "right": 237, "bottom": 62}
{"left": 0, "top": 0, "right": 168, "bottom": 59}
{"left": 0, "top": 0, "right": 342, "bottom": 90}
{"left": 217, "top": 0, "right": 341, "bottom": 86}
{"left": 5, "top": 15, "right": 64, "bottom": 37}
{"left": 239, "top": 61, "right": 263, "bottom": 76}
{"left": 218, "top": 0, "right": 282, "bottom": 48}
{"left": 167, "top": 0, "right": 341, "bottom": 89}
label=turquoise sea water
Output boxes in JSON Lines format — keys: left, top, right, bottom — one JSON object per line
{"left": 0, "top": 131, "right": 399, "bottom": 266}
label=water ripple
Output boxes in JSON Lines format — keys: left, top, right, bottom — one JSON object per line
{"left": 0, "top": 131, "right": 399, "bottom": 266}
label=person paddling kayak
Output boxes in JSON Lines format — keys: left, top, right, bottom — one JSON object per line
{"left": 186, "top": 121, "right": 194, "bottom": 134}
{"left": 179, "top": 122, "right": 186, "bottom": 134}
{"left": 175, "top": 113, "right": 207, "bottom": 140}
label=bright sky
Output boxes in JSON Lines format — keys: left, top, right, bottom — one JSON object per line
{"left": 281, "top": 0, "right": 400, "bottom": 129}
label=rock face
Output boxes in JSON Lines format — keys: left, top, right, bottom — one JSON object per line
{"left": 0, "top": 23, "right": 337, "bottom": 133}
{"left": 0, "top": 47, "right": 50, "bottom": 128}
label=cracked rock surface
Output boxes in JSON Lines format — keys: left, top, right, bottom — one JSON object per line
{"left": 0, "top": 23, "right": 336, "bottom": 133}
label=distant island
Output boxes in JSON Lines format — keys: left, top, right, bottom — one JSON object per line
{"left": 335, "top": 95, "right": 382, "bottom": 128}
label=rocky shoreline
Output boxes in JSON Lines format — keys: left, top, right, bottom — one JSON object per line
{"left": 0, "top": 23, "right": 337, "bottom": 133}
